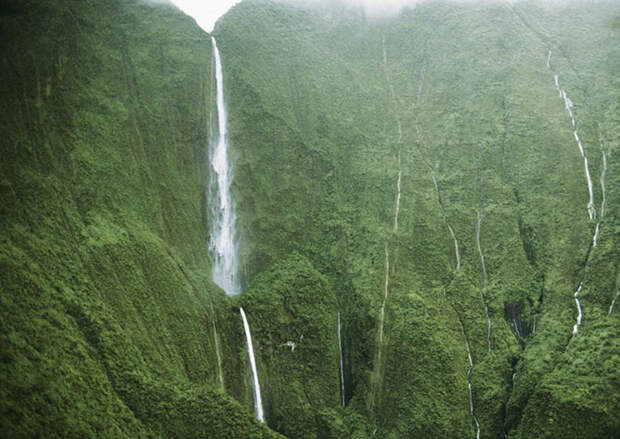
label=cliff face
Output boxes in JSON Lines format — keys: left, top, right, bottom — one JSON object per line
{"left": 0, "top": 1, "right": 279, "bottom": 437}
{"left": 216, "top": 1, "right": 619, "bottom": 438}
{"left": 1, "top": 0, "right": 619, "bottom": 438}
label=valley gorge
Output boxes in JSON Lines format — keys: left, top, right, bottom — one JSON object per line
{"left": 1, "top": 0, "right": 618, "bottom": 438}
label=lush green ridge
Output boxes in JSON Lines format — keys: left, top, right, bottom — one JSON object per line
{"left": 1, "top": 0, "right": 618, "bottom": 438}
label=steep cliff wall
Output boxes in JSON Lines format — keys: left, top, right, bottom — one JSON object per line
{"left": 215, "top": 1, "right": 619, "bottom": 437}
{"left": 0, "top": 0, "right": 280, "bottom": 437}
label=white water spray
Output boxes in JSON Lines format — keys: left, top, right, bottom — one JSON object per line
{"left": 209, "top": 37, "right": 241, "bottom": 296}
{"left": 240, "top": 307, "right": 264, "bottom": 422}
{"left": 338, "top": 312, "right": 346, "bottom": 408}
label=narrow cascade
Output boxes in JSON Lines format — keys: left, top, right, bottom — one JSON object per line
{"left": 477, "top": 209, "right": 492, "bottom": 352}
{"left": 240, "top": 307, "right": 264, "bottom": 422}
{"left": 548, "top": 55, "right": 596, "bottom": 221}
{"left": 412, "top": 62, "right": 460, "bottom": 273}
{"left": 610, "top": 290, "right": 619, "bottom": 315}
{"left": 372, "top": 37, "right": 402, "bottom": 406}
{"left": 208, "top": 37, "right": 241, "bottom": 296}
{"left": 547, "top": 50, "right": 601, "bottom": 335}
{"left": 600, "top": 140, "right": 607, "bottom": 220}
{"left": 593, "top": 139, "right": 607, "bottom": 247}
{"left": 464, "top": 335, "right": 481, "bottom": 439}
{"left": 477, "top": 143, "right": 492, "bottom": 352}
{"left": 476, "top": 213, "right": 488, "bottom": 285}
{"left": 210, "top": 303, "right": 224, "bottom": 388}
{"left": 378, "top": 243, "right": 390, "bottom": 346}
{"left": 338, "top": 312, "right": 346, "bottom": 408}
{"left": 394, "top": 150, "right": 402, "bottom": 232}
{"left": 413, "top": 62, "right": 426, "bottom": 139}
{"left": 572, "top": 284, "right": 583, "bottom": 335}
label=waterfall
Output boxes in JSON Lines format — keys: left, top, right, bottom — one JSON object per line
{"left": 209, "top": 37, "right": 241, "bottom": 296}
{"left": 338, "top": 312, "right": 346, "bottom": 408}
{"left": 476, "top": 209, "right": 492, "bottom": 352}
{"left": 412, "top": 62, "right": 461, "bottom": 273}
{"left": 610, "top": 291, "right": 619, "bottom": 315}
{"left": 572, "top": 284, "right": 583, "bottom": 335}
{"left": 240, "top": 307, "right": 264, "bottom": 422}
{"left": 549, "top": 57, "right": 596, "bottom": 221}
{"left": 547, "top": 50, "right": 602, "bottom": 335}
{"left": 593, "top": 140, "right": 607, "bottom": 247}
{"left": 378, "top": 243, "right": 390, "bottom": 346}
{"left": 394, "top": 150, "right": 402, "bottom": 233}
{"left": 464, "top": 336, "right": 480, "bottom": 439}
{"left": 372, "top": 37, "right": 401, "bottom": 407}
{"left": 600, "top": 146, "right": 607, "bottom": 219}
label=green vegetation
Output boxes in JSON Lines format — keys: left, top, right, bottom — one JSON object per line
{"left": 1, "top": 0, "right": 618, "bottom": 438}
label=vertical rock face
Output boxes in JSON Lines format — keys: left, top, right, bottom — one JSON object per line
{"left": 0, "top": 0, "right": 280, "bottom": 437}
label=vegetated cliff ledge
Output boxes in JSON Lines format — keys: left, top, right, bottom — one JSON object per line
{"left": 0, "top": 0, "right": 280, "bottom": 437}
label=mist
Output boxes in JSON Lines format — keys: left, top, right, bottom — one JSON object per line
{"left": 281, "top": 0, "right": 579, "bottom": 19}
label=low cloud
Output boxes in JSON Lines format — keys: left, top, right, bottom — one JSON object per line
{"left": 281, "top": 0, "right": 573, "bottom": 19}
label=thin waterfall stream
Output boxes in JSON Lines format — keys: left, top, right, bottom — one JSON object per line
{"left": 240, "top": 307, "right": 265, "bottom": 422}
{"left": 209, "top": 38, "right": 264, "bottom": 421}
{"left": 546, "top": 48, "right": 605, "bottom": 335}
{"left": 477, "top": 144, "right": 492, "bottom": 352}
{"left": 338, "top": 312, "right": 346, "bottom": 408}
{"left": 412, "top": 62, "right": 461, "bottom": 273}
{"left": 370, "top": 36, "right": 402, "bottom": 411}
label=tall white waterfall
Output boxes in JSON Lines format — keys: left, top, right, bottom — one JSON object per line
{"left": 209, "top": 37, "right": 241, "bottom": 296}
{"left": 240, "top": 307, "right": 265, "bottom": 422}
{"left": 338, "top": 312, "right": 346, "bottom": 408}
